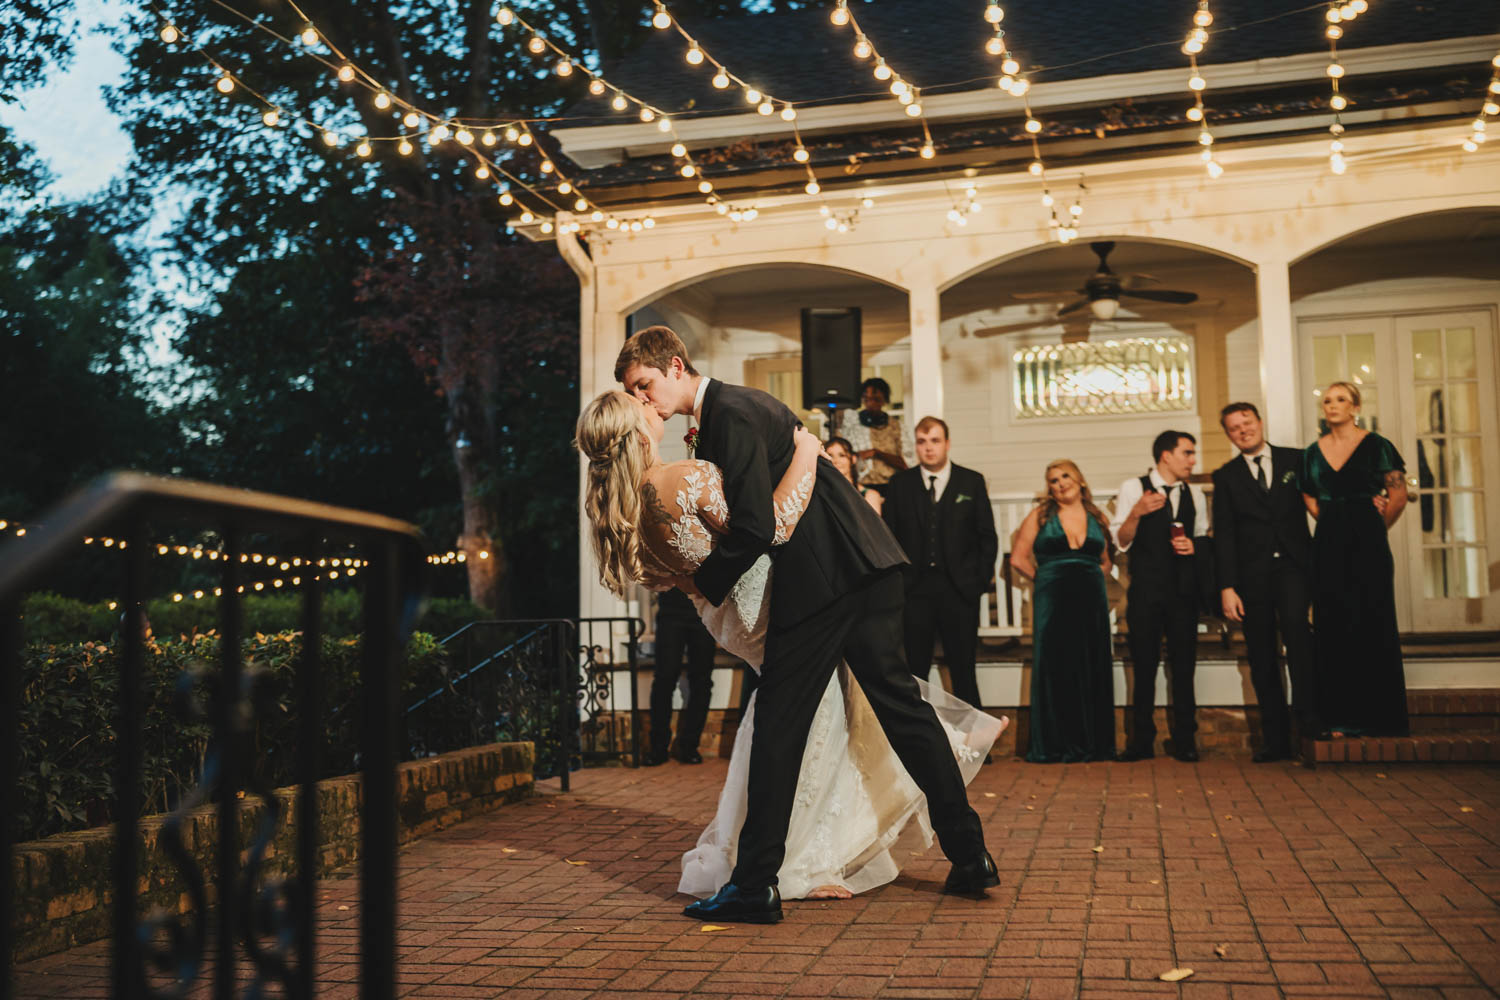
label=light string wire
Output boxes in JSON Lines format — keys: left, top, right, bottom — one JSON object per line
{"left": 1183, "top": 0, "right": 1224, "bottom": 177}
{"left": 1461, "top": 49, "right": 1500, "bottom": 151}
{"left": 149, "top": 1, "right": 597, "bottom": 228}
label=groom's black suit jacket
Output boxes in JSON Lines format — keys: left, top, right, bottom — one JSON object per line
{"left": 1211, "top": 445, "right": 1311, "bottom": 594}
{"left": 691, "top": 380, "right": 908, "bottom": 628}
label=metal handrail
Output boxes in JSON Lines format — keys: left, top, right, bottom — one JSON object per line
{"left": 2, "top": 472, "right": 426, "bottom": 1000}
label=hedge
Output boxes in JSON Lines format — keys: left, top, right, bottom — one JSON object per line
{"left": 19, "top": 590, "right": 488, "bottom": 645}
{"left": 13, "top": 630, "right": 451, "bottom": 844}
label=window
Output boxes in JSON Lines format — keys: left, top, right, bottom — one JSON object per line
{"left": 1012, "top": 337, "right": 1194, "bottom": 418}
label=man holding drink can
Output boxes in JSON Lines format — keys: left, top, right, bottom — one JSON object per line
{"left": 1109, "top": 431, "right": 1211, "bottom": 762}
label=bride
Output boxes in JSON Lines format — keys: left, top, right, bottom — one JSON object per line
{"left": 576, "top": 389, "right": 1006, "bottom": 902}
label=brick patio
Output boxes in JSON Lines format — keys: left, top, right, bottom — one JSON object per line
{"left": 14, "top": 756, "right": 1500, "bottom": 999}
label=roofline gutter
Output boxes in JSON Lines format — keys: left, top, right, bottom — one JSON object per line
{"left": 552, "top": 33, "right": 1500, "bottom": 167}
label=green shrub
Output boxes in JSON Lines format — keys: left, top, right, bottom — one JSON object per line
{"left": 13, "top": 630, "right": 456, "bottom": 844}
{"left": 19, "top": 591, "right": 488, "bottom": 645}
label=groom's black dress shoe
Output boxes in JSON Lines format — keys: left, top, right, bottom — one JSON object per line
{"left": 683, "top": 883, "right": 782, "bottom": 924}
{"left": 1115, "top": 746, "right": 1154, "bottom": 762}
{"left": 943, "top": 850, "right": 1000, "bottom": 897}
{"left": 674, "top": 749, "right": 704, "bottom": 764}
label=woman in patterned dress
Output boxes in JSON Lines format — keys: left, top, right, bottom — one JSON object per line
{"left": 576, "top": 390, "right": 1003, "bottom": 901}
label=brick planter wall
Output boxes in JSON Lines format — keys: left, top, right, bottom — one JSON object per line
{"left": 10, "top": 741, "right": 534, "bottom": 964}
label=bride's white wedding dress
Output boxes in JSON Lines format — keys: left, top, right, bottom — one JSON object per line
{"left": 642, "top": 460, "right": 1005, "bottom": 901}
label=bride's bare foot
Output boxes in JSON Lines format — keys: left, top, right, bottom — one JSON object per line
{"left": 807, "top": 884, "right": 853, "bottom": 900}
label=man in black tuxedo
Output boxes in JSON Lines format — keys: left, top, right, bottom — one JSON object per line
{"left": 882, "top": 417, "right": 998, "bottom": 709}
{"left": 1110, "top": 431, "right": 1211, "bottom": 762}
{"left": 1212, "top": 402, "right": 1316, "bottom": 761}
{"left": 616, "top": 326, "right": 995, "bottom": 924}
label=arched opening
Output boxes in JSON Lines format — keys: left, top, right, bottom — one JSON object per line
{"left": 1289, "top": 209, "right": 1500, "bottom": 631}
{"left": 627, "top": 263, "right": 913, "bottom": 452}
{"left": 938, "top": 238, "right": 1258, "bottom": 496}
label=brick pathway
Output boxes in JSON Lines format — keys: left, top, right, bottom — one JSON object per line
{"left": 14, "top": 757, "right": 1500, "bottom": 999}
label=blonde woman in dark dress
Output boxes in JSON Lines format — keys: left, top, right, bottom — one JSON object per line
{"left": 1300, "top": 381, "right": 1410, "bottom": 736}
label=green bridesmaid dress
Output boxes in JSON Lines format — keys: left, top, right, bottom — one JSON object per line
{"left": 1300, "top": 433, "right": 1409, "bottom": 736}
{"left": 1026, "top": 511, "right": 1117, "bottom": 763}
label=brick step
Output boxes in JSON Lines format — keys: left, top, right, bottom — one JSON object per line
{"left": 1304, "top": 732, "right": 1500, "bottom": 765}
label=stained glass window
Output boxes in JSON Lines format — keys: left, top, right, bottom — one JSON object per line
{"left": 1012, "top": 337, "right": 1194, "bottom": 418}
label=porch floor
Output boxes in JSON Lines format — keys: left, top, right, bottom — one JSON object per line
{"left": 13, "top": 756, "right": 1500, "bottom": 999}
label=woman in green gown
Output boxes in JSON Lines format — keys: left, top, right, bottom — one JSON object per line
{"left": 1011, "top": 460, "right": 1117, "bottom": 762}
{"left": 1300, "top": 381, "right": 1411, "bottom": 736}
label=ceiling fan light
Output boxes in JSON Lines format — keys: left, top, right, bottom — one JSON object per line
{"left": 1090, "top": 297, "right": 1120, "bottom": 321}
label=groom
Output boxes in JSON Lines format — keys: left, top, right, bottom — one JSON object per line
{"left": 617, "top": 326, "right": 997, "bottom": 924}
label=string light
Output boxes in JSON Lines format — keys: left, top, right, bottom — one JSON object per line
{"left": 159, "top": 23, "right": 180, "bottom": 43}
{"left": 1322, "top": 2, "right": 1365, "bottom": 174}
{"left": 826, "top": 2, "right": 936, "bottom": 164}
{"left": 1182, "top": 0, "right": 1222, "bottom": 177}
{"left": 1462, "top": 50, "right": 1500, "bottom": 152}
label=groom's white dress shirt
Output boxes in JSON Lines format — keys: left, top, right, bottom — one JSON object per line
{"left": 692, "top": 376, "right": 712, "bottom": 424}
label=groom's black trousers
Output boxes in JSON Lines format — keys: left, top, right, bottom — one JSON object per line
{"left": 728, "top": 569, "right": 987, "bottom": 890}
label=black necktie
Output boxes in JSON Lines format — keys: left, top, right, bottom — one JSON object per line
{"left": 928, "top": 475, "right": 938, "bottom": 505}
{"left": 1254, "top": 454, "right": 1269, "bottom": 494}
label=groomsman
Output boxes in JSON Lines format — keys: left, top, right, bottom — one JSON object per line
{"left": 1110, "top": 431, "right": 1211, "bottom": 762}
{"left": 883, "top": 417, "right": 999, "bottom": 709}
{"left": 1212, "top": 403, "right": 1316, "bottom": 761}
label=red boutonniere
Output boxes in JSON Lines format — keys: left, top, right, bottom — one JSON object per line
{"left": 684, "top": 427, "right": 699, "bottom": 454}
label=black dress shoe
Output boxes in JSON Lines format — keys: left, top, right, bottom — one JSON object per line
{"left": 675, "top": 749, "right": 704, "bottom": 764}
{"left": 1115, "top": 746, "right": 1154, "bottom": 762}
{"left": 1252, "top": 747, "right": 1290, "bottom": 763}
{"left": 641, "top": 750, "right": 669, "bottom": 767}
{"left": 943, "top": 850, "right": 1000, "bottom": 897}
{"left": 1173, "top": 746, "right": 1200, "bottom": 762}
{"left": 683, "top": 883, "right": 782, "bottom": 924}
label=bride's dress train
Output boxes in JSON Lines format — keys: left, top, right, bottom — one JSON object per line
{"left": 679, "top": 554, "right": 1006, "bottom": 900}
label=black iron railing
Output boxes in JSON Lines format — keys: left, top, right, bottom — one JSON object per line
{"left": 577, "top": 617, "right": 646, "bottom": 767}
{"left": 411, "top": 620, "right": 578, "bottom": 789}
{"left": 1, "top": 473, "right": 425, "bottom": 1000}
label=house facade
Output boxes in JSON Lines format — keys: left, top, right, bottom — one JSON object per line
{"left": 527, "top": 2, "right": 1500, "bottom": 674}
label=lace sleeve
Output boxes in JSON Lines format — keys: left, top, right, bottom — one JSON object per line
{"left": 771, "top": 434, "right": 820, "bottom": 545}
{"left": 687, "top": 460, "right": 731, "bottom": 535}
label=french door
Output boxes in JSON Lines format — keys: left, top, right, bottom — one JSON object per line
{"left": 1300, "top": 309, "right": 1500, "bottom": 631}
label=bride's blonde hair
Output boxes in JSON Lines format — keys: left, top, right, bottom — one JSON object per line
{"left": 576, "top": 390, "right": 652, "bottom": 596}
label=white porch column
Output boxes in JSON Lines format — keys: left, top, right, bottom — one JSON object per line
{"left": 1255, "top": 258, "right": 1300, "bottom": 446}
{"left": 907, "top": 276, "right": 943, "bottom": 423}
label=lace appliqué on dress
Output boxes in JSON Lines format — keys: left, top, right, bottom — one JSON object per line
{"left": 696, "top": 460, "right": 730, "bottom": 525}
{"left": 772, "top": 470, "right": 814, "bottom": 545}
{"left": 667, "top": 466, "right": 716, "bottom": 566}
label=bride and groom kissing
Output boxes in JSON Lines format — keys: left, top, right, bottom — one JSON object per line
{"left": 576, "top": 325, "right": 1004, "bottom": 924}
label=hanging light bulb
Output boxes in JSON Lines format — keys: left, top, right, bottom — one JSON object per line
{"left": 998, "top": 75, "right": 1015, "bottom": 92}
{"left": 588, "top": 78, "right": 606, "bottom": 96}
{"left": 825, "top": 216, "right": 839, "bottom": 231}
{"left": 159, "top": 23, "right": 179, "bottom": 43}
{"left": 1041, "top": 192, "right": 1054, "bottom": 206}
{"left": 575, "top": 198, "right": 589, "bottom": 212}
{"left": 1206, "top": 159, "right": 1224, "bottom": 178}
{"left": 262, "top": 109, "right": 280, "bottom": 127}
{"left": 698, "top": 180, "right": 713, "bottom": 193}
{"left": 780, "top": 105, "right": 797, "bottom": 121}
{"left": 540, "top": 221, "right": 554, "bottom": 234}
{"left": 215, "top": 73, "right": 235, "bottom": 94}
{"left": 1011, "top": 78, "right": 1030, "bottom": 95}
{"left": 680, "top": 164, "right": 696, "bottom": 177}
{"left": 757, "top": 100, "right": 774, "bottom": 115}
{"left": 300, "top": 23, "right": 318, "bottom": 46}
{"left": 1187, "top": 106, "right": 1204, "bottom": 122}
{"left": 432, "top": 124, "right": 451, "bottom": 142}
{"left": 481, "top": 130, "right": 497, "bottom": 146}
{"left": 861, "top": 196, "right": 875, "bottom": 208}
{"left": 986, "top": 34, "right": 1005, "bottom": 56}
{"left": 1024, "top": 117, "right": 1042, "bottom": 133}
{"left": 830, "top": 0, "right": 850, "bottom": 26}
{"left": 355, "top": 140, "right": 372, "bottom": 157}
{"left": 1330, "top": 94, "right": 1347, "bottom": 110}
{"left": 985, "top": 1, "right": 1005, "bottom": 23}
{"left": 321, "top": 130, "right": 339, "bottom": 147}
{"left": 1484, "top": 101, "right": 1500, "bottom": 116}
{"left": 591, "top": 210, "right": 604, "bottom": 221}
{"left": 1326, "top": 24, "right": 1343, "bottom": 39}
{"left": 476, "top": 165, "right": 490, "bottom": 179}
{"left": 558, "top": 180, "right": 572, "bottom": 193}
{"left": 374, "top": 92, "right": 392, "bottom": 110}
{"left": 1329, "top": 151, "right": 1347, "bottom": 174}
{"left": 1001, "top": 57, "right": 1020, "bottom": 76}
{"left": 793, "top": 146, "right": 810, "bottom": 163}
{"left": 919, "top": 143, "right": 935, "bottom": 159}
{"left": 517, "top": 130, "right": 533, "bottom": 145}
{"left": 657, "top": 116, "right": 672, "bottom": 132}
{"left": 652, "top": 4, "right": 672, "bottom": 29}
{"left": 805, "top": 180, "right": 820, "bottom": 194}
{"left": 611, "top": 93, "right": 629, "bottom": 112}
{"left": 853, "top": 36, "right": 872, "bottom": 59}
{"left": 504, "top": 125, "right": 520, "bottom": 142}
{"left": 686, "top": 44, "right": 704, "bottom": 65}
{"left": 905, "top": 102, "right": 922, "bottom": 117}
{"left": 498, "top": 190, "right": 513, "bottom": 204}
{"left": 643, "top": 217, "right": 655, "bottom": 229}
{"left": 873, "top": 59, "right": 892, "bottom": 81}
{"left": 337, "top": 64, "right": 355, "bottom": 83}
{"left": 556, "top": 58, "right": 573, "bottom": 76}
{"left": 398, "top": 138, "right": 413, "bottom": 155}
{"left": 712, "top": 70, "right": 730, "bottom": 88}
{"left": 1194, "top": 5, "right": 1213, "bottom": 27}
{"left": 403, "top": 111, "right": 420, "bottom": 128}
{"left": 671, "top": 142, "right": 687, "bottom": 157}
{"left": 1198, "top": 130, "right": 1213, "bottom": 146}
{"left": 1326, "top": 62, "right": 1345, "bottom": 78}
{"left": 1028, "top": 160, "right": 1043, "bottom": 176}
{"left": 639, "top": 107, "right": 655, "bottom": 122}
{"left": 540, "top": 159, "right": 555, "bottom": 172}
{"left": 1188, "top": 74, "right": 1206, "bottom": 91}
{"left": 455, "top": 128, "right": 474, "bottom": 145}
{"left": 520, "top": 210, "right": 535, "bottom": 224}
{"left": 527, "top": 35, "right": 546, "bottom": 54}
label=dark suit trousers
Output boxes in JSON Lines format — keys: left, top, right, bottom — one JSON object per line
{"left": 650, "top": 614, "right": 716, "bottom": 756}
{"left": 904, "top": 569, "right": 983, "bottom": 708}
{"left": 1125, "top": 588, "right": 1199, "bottom": 749}
{"left": 729, "top": 570, "right": 986, "bottom": 890}
{"left": 1240, "top": 561, "right": 1317, "bottom": 751}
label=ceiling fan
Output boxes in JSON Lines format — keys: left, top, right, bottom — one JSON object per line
{"left": 1012, "top": 241, "right": 1199, "bottom": 320}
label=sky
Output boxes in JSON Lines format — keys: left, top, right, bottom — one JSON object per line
{"left": 1, "top": 0, "right": 134, "bottom": 200}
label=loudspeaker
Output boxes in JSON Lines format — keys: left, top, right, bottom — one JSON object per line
{"left": 801, "top": 307, "right": 862, "bottom": 410}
